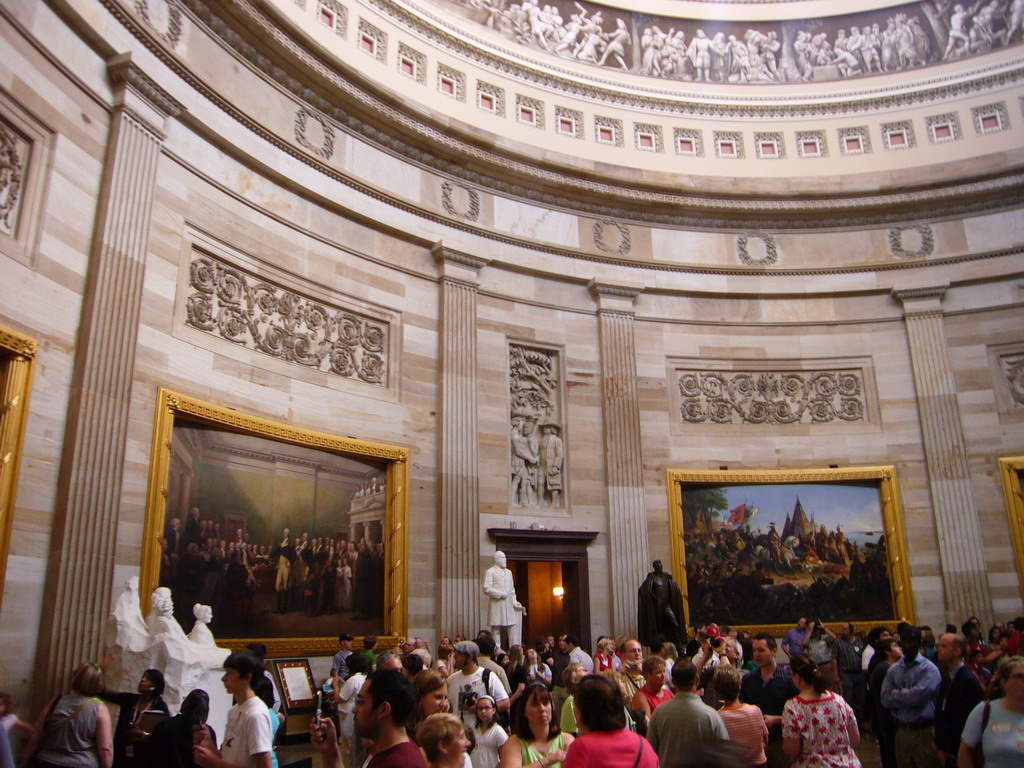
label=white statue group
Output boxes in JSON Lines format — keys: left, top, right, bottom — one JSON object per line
{"left": 107, "top": 577, "right": 231, "bottom": 712}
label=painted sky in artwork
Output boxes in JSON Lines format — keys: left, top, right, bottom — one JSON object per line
{"left": 689, "top": 482, "right": 883, "bottom": 537}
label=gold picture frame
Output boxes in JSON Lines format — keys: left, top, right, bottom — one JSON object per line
{"left": 141, "top": 388, "right": 410, "bottom": 656}
{"left": 0, "top": 324, "right": 38, "bottom": 607}
{"left": 666, "top": 465, "right": 914, "bottom": 635}
{"left": 997, "top": 456, "right": 1024, "bottom": 603}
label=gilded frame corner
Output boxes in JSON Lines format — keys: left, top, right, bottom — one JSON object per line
{"left": 0, "top": 324, "right": 38, "bottom": 607}
{"left": 665, "top": 465, "right": 914, "bottom": 637}
{"left": 997, "top": 456, "right": 1024, "bottom": 603}
{"left": 141, "top": 388, "right": 410, "bottom": 656}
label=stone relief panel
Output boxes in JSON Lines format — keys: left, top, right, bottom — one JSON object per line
{"left": 737, "top": 233, "right": 778, "bottom": 266}
{"left": 0, "top": 94, "right": 54, "bottom": 268}
{"left": 509, "top": 343, "right": 564, "bottom": 509}
{"left": 135, "top": 0, "right": 184, "bottom": 48}
{"left": 443, "top": 0, "right": 1024, "bottom": 86}
{"left": 676, "top": 369, "right": 867, "bottom": 424}
{"left": 294, "top": 107, "right": 336, "bottom": 160}
{"left": 988, "top": 342, "right": 1024, "bottom": 417}
{"left": 185, "top": 251, "right": 389, "bottom": 385}
{"left": 888, "top": 224, "right": 934, "bottom": 259}
{"left": 0, "top": 120, "right": 25, "bottom": 237}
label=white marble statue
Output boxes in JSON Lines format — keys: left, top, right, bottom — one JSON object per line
{"left": 482, "top": 551, "right": 525, "bottom": 649}
{"left": 106, "top": 577, "right": 233, "bottom": 733}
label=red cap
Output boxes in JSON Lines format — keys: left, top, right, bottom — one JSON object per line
{"left": 707, "top": 624, "right": 722, "bottom": 638}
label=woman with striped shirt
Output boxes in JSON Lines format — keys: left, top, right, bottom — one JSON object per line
{"left": 713, "top": 666, "right": 768, "bottom": 768}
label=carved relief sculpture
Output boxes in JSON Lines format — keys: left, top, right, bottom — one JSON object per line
{"left": 0, "top": 121, "right": 24, "bottom": 236}
{"left": 678, "top": 369, "right": 867, "bottom": 424}
{"left": 185, "top": 252, "right": 389, "bottom": 385}
{"left": 509, "top": 343, "right": 564, "bottom": 508}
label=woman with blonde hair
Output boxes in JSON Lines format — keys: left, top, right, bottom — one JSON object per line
{"left": 592, "top": 639, "right": 619, "bottom": 672}
{"left": 958, "top": 655, "right": 1024, "bottom": 768}
{"left": 415, "top": 713, "right": 470, "bottom": 768}
{"left": 24, "top": 663, "right": 113, "bottom": 768}
{"left": 714, "top": 666, "right": 768, "bottom": 767}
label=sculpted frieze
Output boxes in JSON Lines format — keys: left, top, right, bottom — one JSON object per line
{"left": 509, "top": 343, "right": 564, "bottom": 509}
{"left": 185, "top": 252, "right": 389, "bottom": 385}
{"left": 441, "top": 0, "right": 1024, "bottom": 86}
{"left": 0, "top": 121, "right": 24, "bottom": 237}
{"left": 677, "top": 369, "right": 866, "bottom": 424}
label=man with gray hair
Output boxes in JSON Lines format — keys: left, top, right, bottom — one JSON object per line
{"left": 933, "top": 632, "right": 983, "bottom": 766}
{"left": 445, "top": 640, "right": 509, "bottom": 727}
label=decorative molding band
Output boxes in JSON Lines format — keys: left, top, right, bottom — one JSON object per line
{"left": 677, "top": 369, "right": 867, "bottom": 424}
{"left": 889, "top": 224, "right": 935, "bottom": 259}
{"left": 893, "top": 286, "right": 948, "bottom": 302}
{"left": 0, "top": 324, "right": 38, "bottom": 358}
{"left": 431, "top": 242, "right": 489, "bottom": 270}
{"left": 588, "top": 282, "right": 642, "bottom": 300}
{"left": 370, "top": 0, "right": 1024, "bottom": 116}
{"left": 107, "top": 53, "right": 184, "bottom": 119}
{"left": 184, "top": 252, "right": 390, "bottom": 385}
{"left": 99, "top": 0, "right": 1024, "bottom": 231}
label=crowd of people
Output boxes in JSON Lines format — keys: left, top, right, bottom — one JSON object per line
{"left": 3, "top": 615, "right": 1022, "bottom": 768}
{"left": 159, "top": 507, "right": 386, "bottom": 631}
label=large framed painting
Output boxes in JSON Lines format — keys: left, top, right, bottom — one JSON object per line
{"left": 140, "top": 388, "right": 409, "bottom": 656}
{"left": 998, "top": 457, "right": 1024, "bottom": 602}
{"left": 666, "top": 466, "right": 914, "bottom": 634}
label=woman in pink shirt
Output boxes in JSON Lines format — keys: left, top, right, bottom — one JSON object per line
{"left": 564, "top": 676, "right": 658, "bottom": 768}
{"left": 713, "top": 666, "right": 768, "bottom": 767}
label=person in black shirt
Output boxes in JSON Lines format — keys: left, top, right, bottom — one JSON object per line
{"left": 99, "top": 669, "right": 170, "bottom": 768}
{"left": 144, "top": 690, "right": 216, "bottom": 768}
{"left": 739, "top": 634, "right": 797, "bottom": 768}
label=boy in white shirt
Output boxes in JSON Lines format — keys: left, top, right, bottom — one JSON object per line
{"left": 195, "top": 651, "right": 273, "bottom": 768}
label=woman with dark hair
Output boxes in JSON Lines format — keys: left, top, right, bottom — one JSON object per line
{"left": 143, "top": 690, "right": 216, "bottom": 768}
{"left": 99, "top": 669, "right": 169, "bottom": 768}
{"left": 782, "top": 656, "right": 860, "bottom": 768}
{"left": 562, "top": 675, "right": 657, "bottom": 768}
{"left": 497, "top": 683, "right": 573, "bottom": 768}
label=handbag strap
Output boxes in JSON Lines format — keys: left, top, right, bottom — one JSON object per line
{"left": 632, "top": 733, "right": 644, "bottom": 768}
{"left": 49, "top": 698, "right": 98, "bottom": 736}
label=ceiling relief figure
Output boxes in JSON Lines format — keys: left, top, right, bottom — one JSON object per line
{"left": 448, "top": 0, "right": 1022, "bottom": 85}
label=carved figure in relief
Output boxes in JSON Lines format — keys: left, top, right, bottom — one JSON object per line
{"left": 687, "top": 29, "right": 712, "bottom": 81}
{"left": 0, "top": 124, "right": 23, "bottom": 231}
{"left": 943, "top": 4, "right": 971, "bottom": 58}
{"left": 598, "top": 18, "right": 630, "bottom": 68}
{"left": 1008, "top": 0, "right": 1024, "bottom": 45}
{"left": 539, "top": 424, "right": 564, "bottom": 507}
{"left": 510, "top": 417, "right": 538, "bottom": 507}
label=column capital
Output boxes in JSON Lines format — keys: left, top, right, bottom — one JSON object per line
{"left": 892, "top": 285, "right": 948, "bottom": 317}
{"left": 588, "top": 280, "right": 642, "bottom": 314}
{"left": 432, "top": 242, "right": 489, "bottom": 285}
{"left": 107, "top": 53, "right": 185, "bottom": 137}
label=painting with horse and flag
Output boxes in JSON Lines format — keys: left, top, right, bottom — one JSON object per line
{"left": 666, "top": 466, "right": 915, "bottom": 632}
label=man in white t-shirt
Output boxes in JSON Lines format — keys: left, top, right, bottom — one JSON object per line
{"left": 446, "top": 641, "right": 508, "bottom": 727}
{"left": 195, "top": 651, "right": 273, "bottom": 768}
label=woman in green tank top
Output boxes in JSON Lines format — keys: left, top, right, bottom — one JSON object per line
{"left": 497, "top": 684, "right": 574, "bottom": 768}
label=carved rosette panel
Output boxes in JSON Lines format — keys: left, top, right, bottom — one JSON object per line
{"left": 185, "top": 253, "right": 388, "bottom": 385}
{"left": 0, "top": 120, "right": 25, "bottom": 236}
{"left": 677, "top": 369, "right": 866, "bottom": 424}
{"left": 1002, "top": 353, "right": 1024, "bottom": 409}
{"left": 509, "top": 343, "right": 564, "bottom": 509}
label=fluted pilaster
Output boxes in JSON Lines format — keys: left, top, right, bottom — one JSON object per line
{"left": 589, "top": 281, "right": 649, "bottom": 639}
{"left": 36, "top": 55, "right": 182, "bottom": 696}
{"left": 434, "top": 244, "right": 488, "bottom": 637}
{"left": 894, "top": 287, "right": 993, "bottom": 625}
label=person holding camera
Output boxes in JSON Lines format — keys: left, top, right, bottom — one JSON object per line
{"left": 445, "top": 642, "right": 508, "bottom": 728}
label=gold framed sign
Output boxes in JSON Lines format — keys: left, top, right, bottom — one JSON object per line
{"left": 997, "top": 456, "right": 1024, "bottom": 603}
{"left": 665, "top": 465, "right": 914, "bottom": 635}
{"left": 141, "top": 388, "right": 409, "bottom": 656}
{"left": 272, "top": 659, "right": 318, "bottom": 709}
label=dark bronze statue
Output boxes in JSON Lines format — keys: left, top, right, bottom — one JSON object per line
{"left": 637, "top": 559, "right": 685, "bottom": 649}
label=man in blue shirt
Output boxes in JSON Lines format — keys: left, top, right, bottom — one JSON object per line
{"left": 331, "top": 633, "right": 354, "bottom": 679}
{"left": 740, "top": 633, "right": 797, "bottom": 768}
{"left": 880, "top": 625, "right": 942, "bottom": 768}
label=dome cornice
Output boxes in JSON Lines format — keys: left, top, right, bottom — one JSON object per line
{"left": 101, "top": 0, "right": 1024, "bottom": 229}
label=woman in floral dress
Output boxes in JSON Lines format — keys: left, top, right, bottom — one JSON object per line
{"left": 782, "top": 655, "right": 861, "bottom": 768}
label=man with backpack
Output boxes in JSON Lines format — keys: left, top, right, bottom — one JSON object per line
{"left": 445, "top": 641, "right": 509, "bottom": 727}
